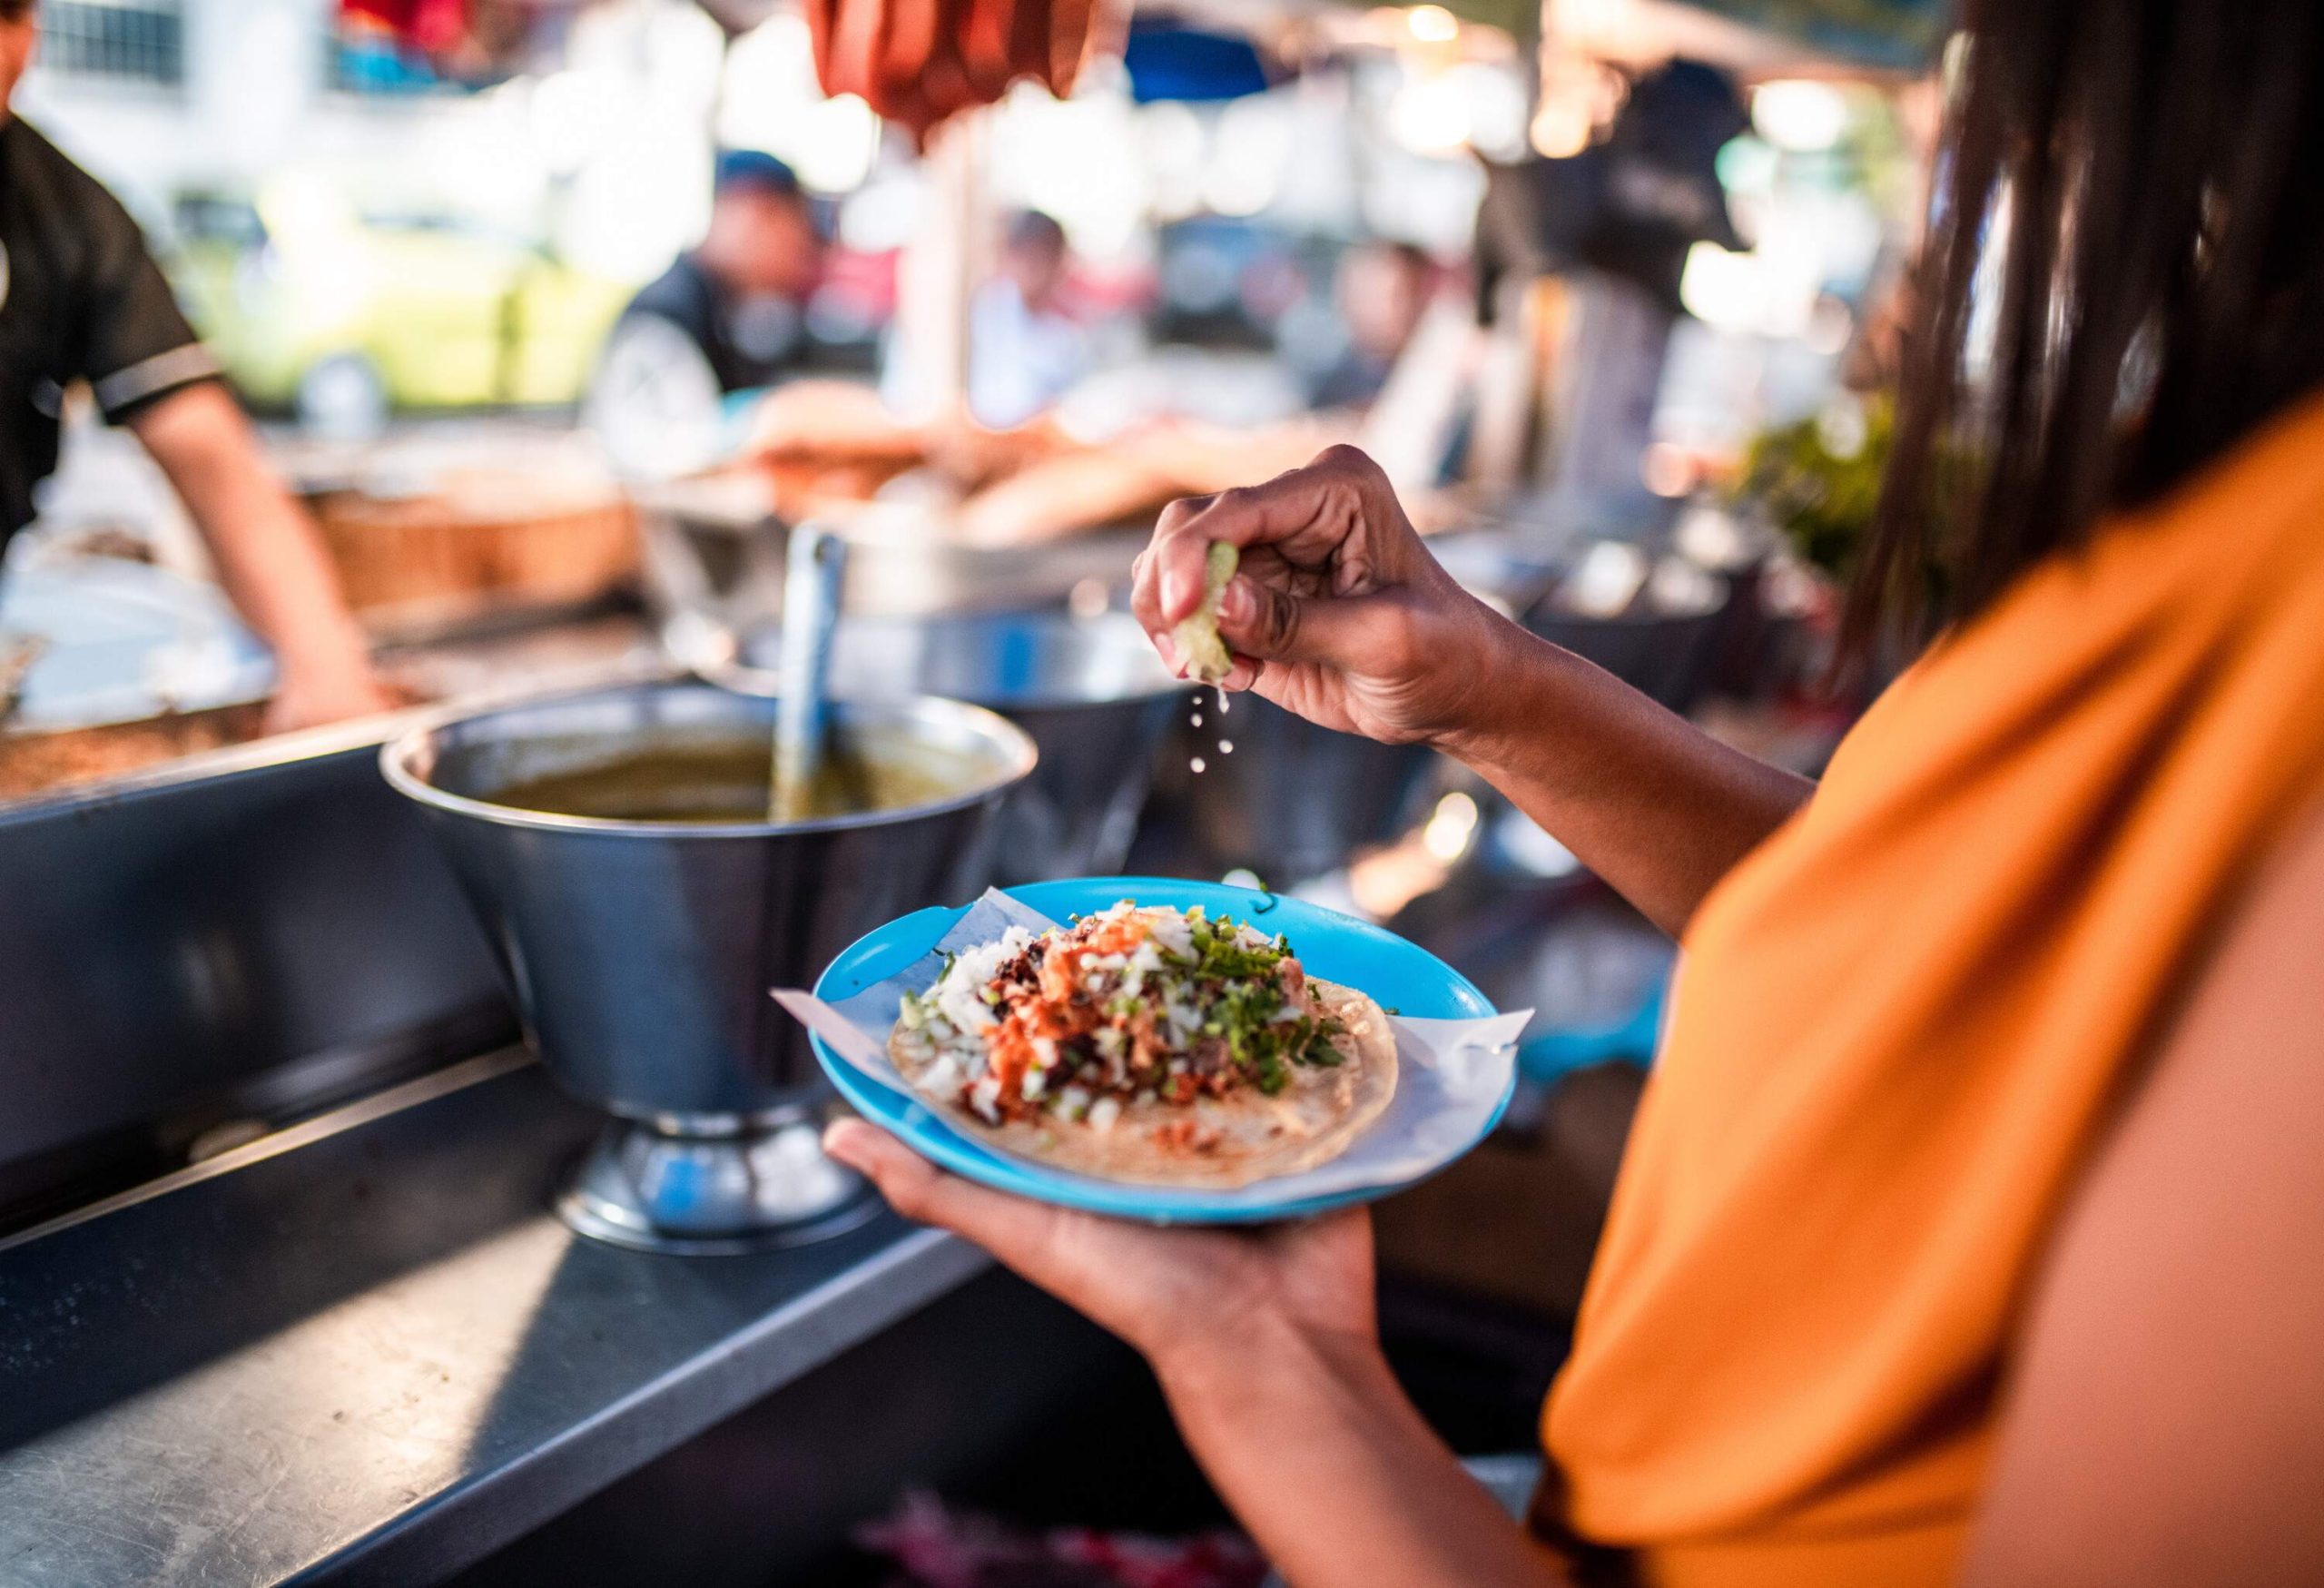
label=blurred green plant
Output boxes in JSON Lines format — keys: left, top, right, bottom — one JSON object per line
{"left": 1737, "top": 394, "right": 1895, "bottom": 582}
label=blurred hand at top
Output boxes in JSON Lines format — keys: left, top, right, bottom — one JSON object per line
{"left": 1131, "top": 445, "right": 1510, "bottom": 748}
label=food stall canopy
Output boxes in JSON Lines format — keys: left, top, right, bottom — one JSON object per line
{"left": 1564, "top": 0, "right": 1947, "bottom": 75}
{"left": 1120, "top": 15, "right": 1279, "bottom": 103}
{"left": 1678, "top": 0, "right": 1945, "bottom": 71}
{"left": 1108, "top": 1, "right": 1529, "bottom": 106}
{"left": 1317, "top": 0, "right": 1940, "bottom": 68}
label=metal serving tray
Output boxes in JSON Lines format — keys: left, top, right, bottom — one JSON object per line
{"left": 0, "top": 706, "right": 516, "bottom": 1232}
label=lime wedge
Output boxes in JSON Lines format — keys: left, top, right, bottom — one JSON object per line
{"left": 1172, "top": 541, "right": 1239, "bottom": 685}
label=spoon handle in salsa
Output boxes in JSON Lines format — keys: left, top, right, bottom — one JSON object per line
{"left": 771, "top": 524, "right": 847, "bottom": 824}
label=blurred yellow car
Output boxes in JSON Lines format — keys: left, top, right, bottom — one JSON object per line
{"left": 169, "top": 183, "right": 630, "bottom": 434}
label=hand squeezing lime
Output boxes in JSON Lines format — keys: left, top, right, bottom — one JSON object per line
{"left": 1172, "top": 542, "right": 1239, "bottom": 685}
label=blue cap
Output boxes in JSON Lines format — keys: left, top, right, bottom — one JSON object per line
{"left": 714, "top": 149, "right": 803, "bottom": 200}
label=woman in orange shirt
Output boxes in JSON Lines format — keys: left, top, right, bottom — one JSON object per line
{"left": 825, "top": 1, "right": 2324, "bottom": 1582}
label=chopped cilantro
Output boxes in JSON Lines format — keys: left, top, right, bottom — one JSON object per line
{"left": 942, "top": 904, "right": 1361, "bottom": 1110}
{"left": 1196, "top": 931, "right": 1285, "bottom": 981}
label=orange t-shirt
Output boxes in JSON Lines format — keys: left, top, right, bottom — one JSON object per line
{"left": 1539, "top": 393, "right": 2324, "bottom": 1587}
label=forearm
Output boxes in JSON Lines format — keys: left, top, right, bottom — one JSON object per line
{"left": 1156, "top": 1323, "right": 1568, "bottom": 1588}
{"left": 1136, "top": 442, "right": 1811, "bottom": 935}
{"left": 202, "top": 487, "right": 371, "bottom": 675}
{"left": 1441, "top": 618, "right": 1813, "bottom": 937}
{"left": 133, "top": 388, "right": 369, "bottom": 674}
{"left": 130, "top": 386, "right": 374, "bottom": 697}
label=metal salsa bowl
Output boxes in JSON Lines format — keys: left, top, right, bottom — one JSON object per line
{"left": 730, "top": 607, "right": 1187, "bottom": 883}
{"left": 381, "top": 679, "right": 1036, "bottom": 1253}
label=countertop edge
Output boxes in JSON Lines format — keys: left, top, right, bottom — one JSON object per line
{"left": 298, "top": 1227, "right": 990, "bottom": 1587}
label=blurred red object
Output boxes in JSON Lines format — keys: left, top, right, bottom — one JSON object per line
{"left": 340, "top": 0, "right": 468, "bottom": 55}
{"left": 857, "top": 1490, "right": 1266, "bottom": 1588}
{"left": 803, "top": 0, "right": 1107, "bottom": 141}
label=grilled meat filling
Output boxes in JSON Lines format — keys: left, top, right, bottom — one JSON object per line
{"left": 895, "top": 902, "right": 1351, "bottom": 1125}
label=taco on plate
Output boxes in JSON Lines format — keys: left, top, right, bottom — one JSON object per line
{"left": 887, "top": 900, "right": 1396, "bottom": 1188}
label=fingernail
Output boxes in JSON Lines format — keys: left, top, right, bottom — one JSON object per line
{"left": 1161, "top": 569, "right": 1192, "bottom": 616}
{"left": 1218, "top": 578, "right": 1255, "bottom": 626}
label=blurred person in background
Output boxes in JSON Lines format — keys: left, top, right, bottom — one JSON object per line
{"left": 881, "top": 207, "right": 1091, "bottom": 431}
{"left": 0, "top": 0, "right": 386, "bottom": 730}
{"left": 963, "top": 209, "right": 1090, "bottom": 429}
{"left": 587, "top": 151, "right": 826, "bottom": 478}
{"left": 1307, "top": 240, "right": 1433, "bottom": 414}
{"left": 826, "top": 1, "right": 2324, "bottom": 1583}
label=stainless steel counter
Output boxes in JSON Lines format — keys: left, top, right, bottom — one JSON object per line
{"left": 0, "top": 1051, "right": 987, "bottom": 1587}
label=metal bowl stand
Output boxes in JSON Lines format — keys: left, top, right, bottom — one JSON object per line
{"left": 557, "top": 1103, "right": 881, "bottom": 1256}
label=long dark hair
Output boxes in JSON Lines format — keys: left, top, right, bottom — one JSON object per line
{"left": 1849, "top": 0, "right": 2324, "bottom": 651}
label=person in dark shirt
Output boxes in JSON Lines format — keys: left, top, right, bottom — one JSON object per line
{"left": 0, "top": 0, "right": 385, "bottom": 729}
{"left": 587, "top": 152, "right": 826, "bottom": 477}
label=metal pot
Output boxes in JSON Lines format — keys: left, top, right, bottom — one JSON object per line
{"left": 382, "top": 680, "right": 1037, "bottom": 1252}
{"left": 728, "top": 608, "right": 1187, "bottom": 883}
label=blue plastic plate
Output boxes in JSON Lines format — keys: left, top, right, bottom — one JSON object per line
{"left": 808, "top": 876, "right": 1514, "bottom": 1224}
